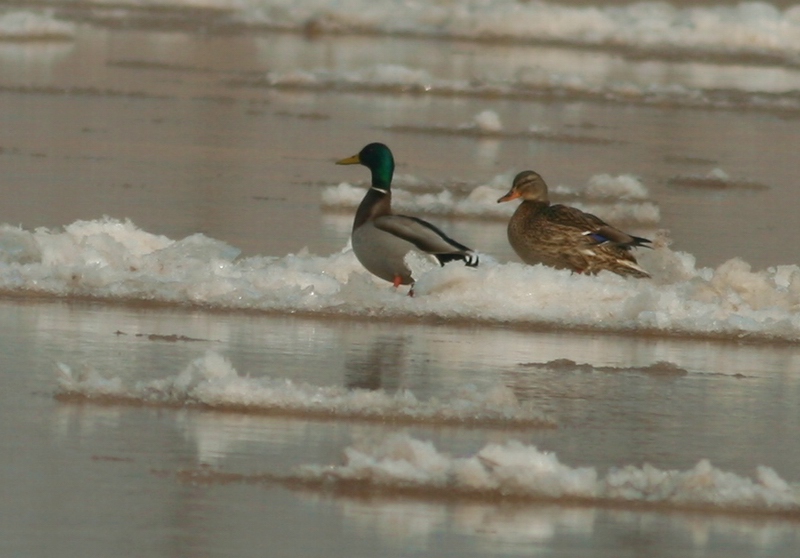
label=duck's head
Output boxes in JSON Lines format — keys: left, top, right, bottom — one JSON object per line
{"left": 336, "top": 142, "right": 395, "bottom": 191}
{"left": 497, "top": 170, "right": 549, "bottom": 203}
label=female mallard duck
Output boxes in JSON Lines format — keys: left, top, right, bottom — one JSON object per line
{"left": 336, "top": 142, "right": 478, "bottom": 292}
{"left": 497, "top": 170, "right": 651, "bottom": 278}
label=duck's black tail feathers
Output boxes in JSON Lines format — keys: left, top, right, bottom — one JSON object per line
{"left": 630, "top": 235, "right": 653, "bottom": 249}
{"left": 435, "top": 253, "right": 479, "bottom": 268}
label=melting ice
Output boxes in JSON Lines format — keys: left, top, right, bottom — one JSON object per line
{"left": 17, "top": 2, "right": 800, "bottom": 111}
{"left": 55, "top": 351, "right": 800, "bottom": 514}
{"left": 262, "top": 61, "right": 800, "bottom": 113}
{"left": 225, "top": 1, "right": 800, "bottom": 61}
{"left": 293, "top": 433, "right": 800, "bottom": 515}
{"left": 27, "top": 0, "right": 800, "bottom": 62}
{"left": 2, "top": 217, "right": 800, "bottom": 341}
{"left": 56, "top": 350, "right": 552, "bottom": 427}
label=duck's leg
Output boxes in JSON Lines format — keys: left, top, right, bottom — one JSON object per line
{"left": 392, "top": 275, "right": 414, "bottom": 297}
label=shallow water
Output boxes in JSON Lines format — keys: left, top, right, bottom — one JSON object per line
{"left": 1, "top": 25, "right": 799, "bottom": 267}
{"left": 4, "top": 299, "right": 800, "bottom": 557}
{"left": 2, "top": 2, "right": 800, "bottom": 557}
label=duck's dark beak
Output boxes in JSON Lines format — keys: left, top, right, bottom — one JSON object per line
{"left": 497, "top": 189, "right": 520, "bottom": 203}
{"left": 336, "top": 154, "right": 361, "bottom": 165}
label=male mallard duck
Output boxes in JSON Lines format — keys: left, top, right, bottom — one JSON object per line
{"left": 336, "top": 142, "right": 478, "bottom": 292}
{"left": 497, "top": 170, "right": 651, "bottom": 278}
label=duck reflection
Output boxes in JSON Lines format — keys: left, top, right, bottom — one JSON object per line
{"left": 344, "top": 333, "right": 409, "bottom": 391}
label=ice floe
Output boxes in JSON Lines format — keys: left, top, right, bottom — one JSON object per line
{"left": 56, "top": 350, "right": 553, "bottom": 427}
{"left": 292, "top": 433, "right": 800, "bottom": 514}
{"left": 251, "top": 60, "right": 800, "bottom": 114}
{"left": 2, "top": 217, "right": 800, "bottom": 341}
{"left": 472, "top": 110, "right": 503, "bottom": 133}
{"left": 220, "top": 1, "right": 800, "bottom": 61}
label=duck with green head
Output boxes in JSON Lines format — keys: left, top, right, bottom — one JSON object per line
{"left": 337, "top": 143, "right": 478, "bottom": 293}
{"left": 498, "top": 170, "right": 651, "bottom": 278}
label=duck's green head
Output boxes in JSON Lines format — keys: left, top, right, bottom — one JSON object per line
{"left": 336, "top": 142, "right": 394, "bottom": 191}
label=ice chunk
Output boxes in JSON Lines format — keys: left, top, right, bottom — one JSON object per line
{"left": 56, "top": 351, "right": 553, "bottom": 428}
{"left": 297, "top": 433, "right": 800, "bottom": 513}
{"left": 473, "top": 110, "right": 502, "bottom": 133}
{"left": 3, "top": 218, "right": 800, "bottom": 341}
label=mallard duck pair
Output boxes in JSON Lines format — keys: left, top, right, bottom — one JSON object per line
{"left": 337, "top": 143, "right": 650, "bottom": 292}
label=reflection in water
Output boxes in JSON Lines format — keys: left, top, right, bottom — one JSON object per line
{"left": 344, "top": 333, "right": 409, "bottom": 391}
{"left": 0, "top": 43, "right": 74, "bottom": 82}
{"left": 29, "top": 299, "right": 800, "bottom": 558}
{"left": 457, "top": 504, "right": 595, "bottom": 550}
{"left": 299, "top": 492, "right": 800, "bottom": 557}
{"left": 34, "top": 299, "right": 800, "bottom": 475}
{"left": 52, "top": 402, "right": 124, "bottom": 440}
{"left": 175, "top": 411, "right": 342, "bottom": 467}
{"left": 475, "top": 138, "right": 501, "bottom": 170}
{"left": 178, "top": 412, "right": 297, "bottom": 465}
{"left": 337, "top": 497, "right": 448, "bottom": 552}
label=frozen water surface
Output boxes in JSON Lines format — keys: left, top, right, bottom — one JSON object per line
{"left": 0, "top": 218, "right": 798, "bottom": 341}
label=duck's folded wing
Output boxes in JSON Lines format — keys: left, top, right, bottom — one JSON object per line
{"left": 373, "top": 215, "right": 473, "bottom": 254}
{"left": 586, "top": 225, "right": 651, "bottom": 248}
{"left": 549, "top": 205, "right": 650, "bottom": 248}
{"left": 548, "top": 205, "right": 607, "bottom": 230}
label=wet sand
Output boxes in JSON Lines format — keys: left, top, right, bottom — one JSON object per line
{"left": 2, "top": 17, "right": 800, "bottom": 558}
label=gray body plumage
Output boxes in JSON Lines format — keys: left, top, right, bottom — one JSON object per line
{"left": 337, "top": 143, "right": 478, "bottom": 288}
{"left": 351, "top": 187, "right": 476, "bottom": 285}
{"left": 352, "top": 219, "right": 431, "bottom": 285}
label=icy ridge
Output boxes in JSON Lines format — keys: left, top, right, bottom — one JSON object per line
{"left": 297, "top": 433, "right": 800, "bottom": 512}
{"left": 235, "top": 1, "right": 800, "bottom": 60}
{"left": 56, "top": 350, "right": 552, "bottom": 426}
{"left": 2, "top": 218, "right": 800, "bottom": 341}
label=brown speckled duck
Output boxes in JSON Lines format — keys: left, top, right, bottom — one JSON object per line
{"left": 337, "top": 142, "right": 478, "bottom": 293}
{"left": 497, "top": 170, "right": 651, "bottom": 278}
